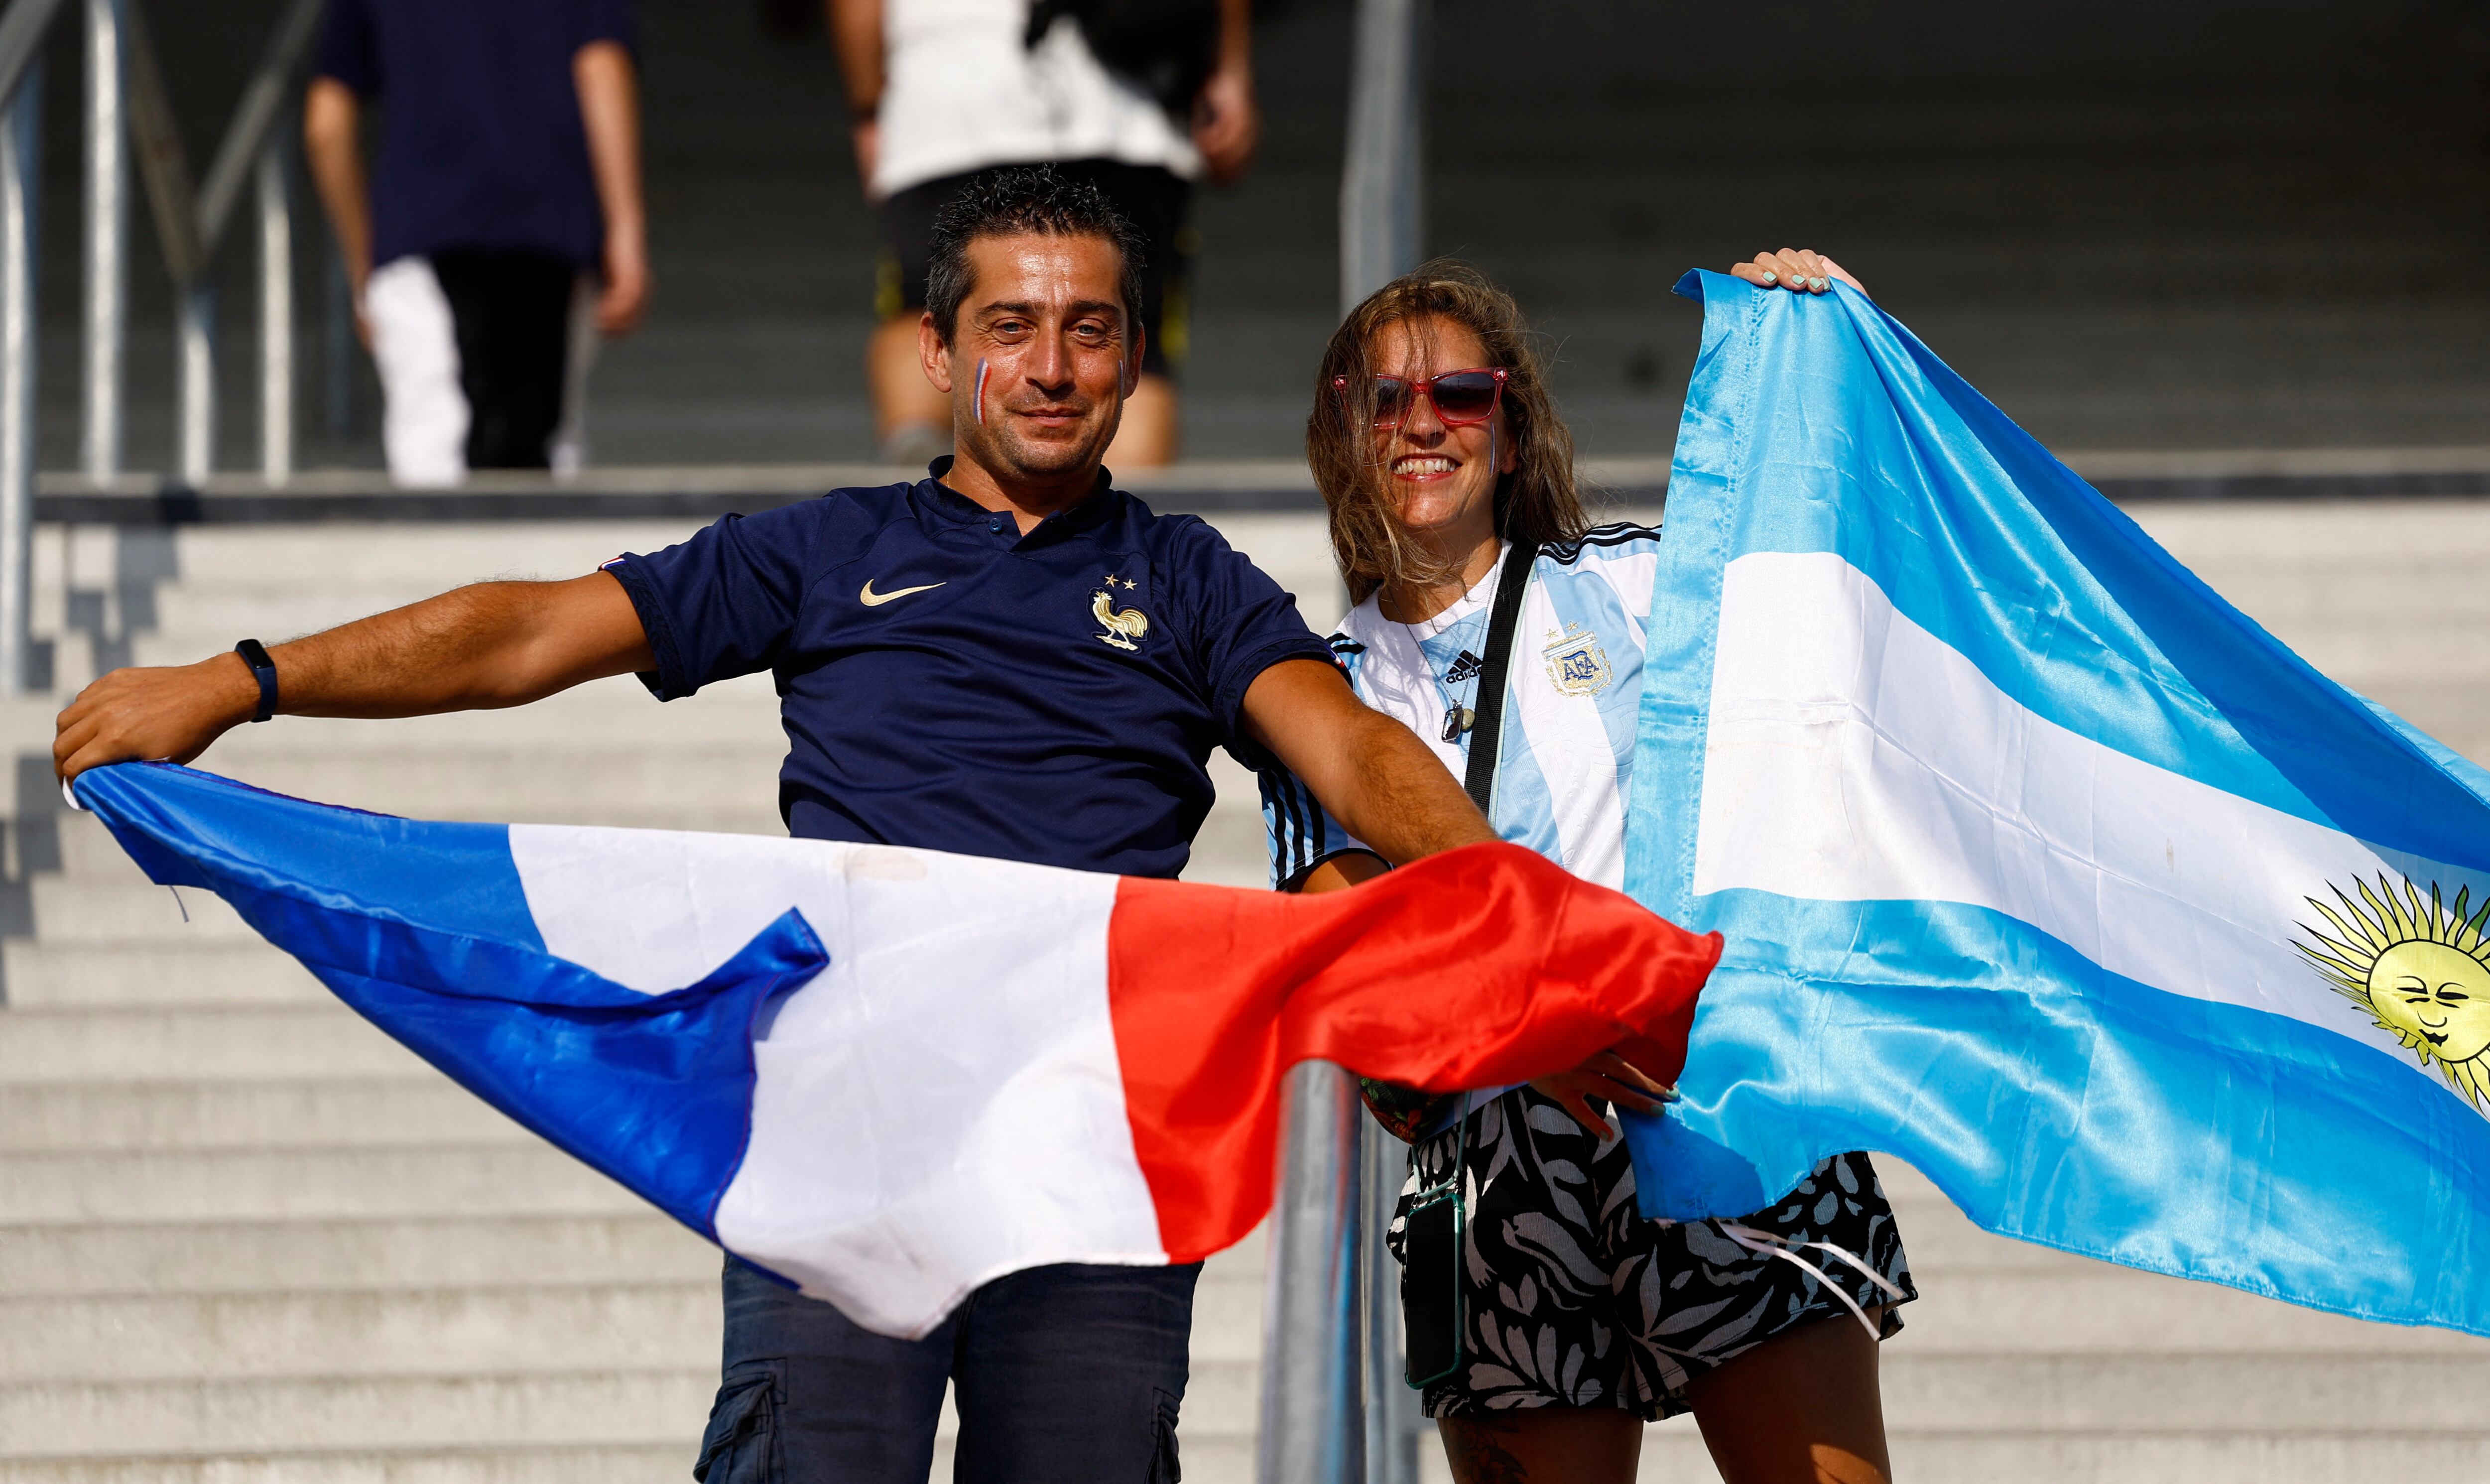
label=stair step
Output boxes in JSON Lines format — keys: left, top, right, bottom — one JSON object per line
{"left": 1, "top": 942, "right": 326, "bottom": 1009}
{"left": 0, "top": 1145, "right": 641, "bottom": 1225}
{"left": 0, "top": 1440, "right": 1271, "bottom": 1484}
{"left": 0, "top": 1217, "right": 720, "bottom": 1296}
{"left": 0, "top": 1005, "right": 426, "bottom": 1081}
{"left": 0, "top": 1443, "right": 701, "bottom": 1484}
{"left": 0, "top": 1372, "right": 715, "bottom": 1458}
{"left": 0, "top": 1285, "right": 723, "bottom": 1381}
{"left": 0, "top": 1360, "right": 1265, "bottom": 1458}
{"left": 1876, "top": 1351, "right": 2490, "bottom": 1431}
{"left": 29, "top": 880, "right": 271, "bottom": 946}
{"left": 0, "top": 1267, "right": 1267, "bottom": 1383}
{"left": 1895, "top": 1269, "right": 2473, "bottom": 1355}
{"left": 1622, "top": 1429, "right": 2490, "bottom": 1484}
{"left": 0, "top": 1213, "right": 1266, "bottom": 1297}
{"left": 0, "top": 1080, "right": 525, "bottom": 1153}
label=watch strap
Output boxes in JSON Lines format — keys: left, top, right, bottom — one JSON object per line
{"left": 233, "top": 639, "right": 278, "bottom": 723}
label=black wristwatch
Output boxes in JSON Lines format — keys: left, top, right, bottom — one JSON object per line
{"left": 233, "top": 639, "right": 278, "bottom": 723}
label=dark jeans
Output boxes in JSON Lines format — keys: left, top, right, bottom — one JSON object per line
{"left": 694, "top": 1256, "right": 1200, "bottom": 1484}
{"left": 428, "top": 248, "right": 575, "bottom": 469}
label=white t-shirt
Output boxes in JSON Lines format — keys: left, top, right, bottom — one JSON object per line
{"left": 874, "top": 0, "right": 1205, "bottom": 198}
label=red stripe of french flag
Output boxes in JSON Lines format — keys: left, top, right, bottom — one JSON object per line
{"left": 1107, "top": 840, "right": 1720, "bottom": 1262}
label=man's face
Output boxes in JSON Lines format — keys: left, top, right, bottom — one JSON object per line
{"left": 924, "top": 232, "right": 1139, "bottom": 485}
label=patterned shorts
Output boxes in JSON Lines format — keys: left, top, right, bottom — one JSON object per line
{"left": 1386, "top": 1087, "right": 1917, "bottom": 1421}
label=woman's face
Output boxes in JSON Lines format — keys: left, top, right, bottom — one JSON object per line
{"left": 1365, "top": 315, "right": 1517, "bottom": 552}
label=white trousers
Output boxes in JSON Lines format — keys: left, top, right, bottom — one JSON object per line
{"left": 363, "top": 256, "right": 599, "bottom": 488}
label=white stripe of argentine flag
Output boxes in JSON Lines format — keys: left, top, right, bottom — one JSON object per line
{"left": 1699, "top": 550, "right": 2444, "bottom": 1085}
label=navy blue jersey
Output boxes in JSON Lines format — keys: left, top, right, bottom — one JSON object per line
{"left": 316, "top": 0, "right": 633, "bottom": 267}
{"left": 606, "top": 470, "right": 1334, "bottom": 879}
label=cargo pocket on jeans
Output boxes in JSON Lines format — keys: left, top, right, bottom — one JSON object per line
{"left": 1148, "top": 1386, "right": 1182, "bottom": 1483}
{"left": 693, "top": 1360, "right": 783, "bottom": 1484}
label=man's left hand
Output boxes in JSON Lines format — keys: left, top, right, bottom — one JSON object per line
{"left": 1530, "top": 1046, "right": 1678, "bottom": 1139}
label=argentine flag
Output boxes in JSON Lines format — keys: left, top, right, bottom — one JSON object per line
{"left": 1621, "top": 270, "right": 2490, "bottom": 1337}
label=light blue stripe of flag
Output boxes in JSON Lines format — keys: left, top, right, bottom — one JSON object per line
{"left": 1620, "top": 270, "right": 2490, "bottom": 1336}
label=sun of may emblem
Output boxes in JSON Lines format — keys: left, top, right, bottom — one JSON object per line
{"left": 2295, "top": 874, "right": 2490, "bottom": 1111}
{"left": 1092, "top": 577, "right": 1149, "bottom": 652}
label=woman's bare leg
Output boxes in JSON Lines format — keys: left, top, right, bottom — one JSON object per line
{"left": 1437, "top": 1407, "right": 1643, "bottom": 1484}
{"left": 1683, "top": 1309, "right": 1891, "bottom": 1484}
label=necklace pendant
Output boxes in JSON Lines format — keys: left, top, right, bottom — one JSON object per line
{"left": 1441, "top": 705, "right": 1476, "bottom": 743}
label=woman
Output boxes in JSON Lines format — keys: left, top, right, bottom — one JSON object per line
{"left": 1259, "top": 250, "right": 1911, "bottom": 1484}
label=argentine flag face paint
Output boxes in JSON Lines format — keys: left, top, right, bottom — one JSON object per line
{"left": 1621, "top": 271, "right": 2490, "bottom": 1337}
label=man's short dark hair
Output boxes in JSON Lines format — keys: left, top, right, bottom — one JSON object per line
{"left": 924, "top": 166, "right": 1149, "bottom": 345}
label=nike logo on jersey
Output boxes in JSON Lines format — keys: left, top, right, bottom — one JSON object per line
{"left": 859, "top": 578, "right": 945, "bottom": 607}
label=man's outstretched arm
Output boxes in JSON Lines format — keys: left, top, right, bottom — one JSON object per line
{"left": 1239, "top": 657, "right": 1496, "bottom": 867}
{"left": 54, "top": 572, "right": 654, "bottom": 780}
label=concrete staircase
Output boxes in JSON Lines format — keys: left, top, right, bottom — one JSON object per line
{"left": 3, "top": 502, "right": 2489, "bottom": 1484}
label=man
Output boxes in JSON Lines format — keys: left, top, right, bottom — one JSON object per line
{"left": 304, "top": 0, "right": 652, "bottom": 486}
{"left": 55, "top": 170, "right": 1493, "bottom": 1483}
{"left": 831, "top": 0, "right": 1257, "bottom": 466}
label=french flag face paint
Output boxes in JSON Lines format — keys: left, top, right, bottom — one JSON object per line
{"left": 973, "top": 359, "right": 990, "bottom": 425}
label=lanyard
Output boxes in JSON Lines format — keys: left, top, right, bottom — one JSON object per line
{"left": 1462, "top": 539, "right": 1539, "bottom": 817}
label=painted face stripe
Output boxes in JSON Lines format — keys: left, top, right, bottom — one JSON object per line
{"left": 973, "top": 358, "right": 989, "bottom": 425}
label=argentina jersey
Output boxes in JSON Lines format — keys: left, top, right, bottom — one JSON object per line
{"left": 1261, "top": 524, "right": 1663, "bottom": 890}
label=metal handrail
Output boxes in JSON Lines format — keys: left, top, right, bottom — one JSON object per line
{"left": 121, "top": 0, "right": 319, "bottom": 485}
{"left": 0, "top": 0, "right": 322, "bottom": 692}
{"left": 0, "top": 47, "right": 39, "bottom": 694}
{"left": 1257, "top": 6, "right": 1430, "bottom": 1482}
{"left": 192, "top": 0, "right": 319, "bottom": 249}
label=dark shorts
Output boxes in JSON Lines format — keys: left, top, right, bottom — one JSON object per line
{"left": 1388, "top": 1088, "right": 1917, "bottom": 1422}
{"left": 695, "top": 1256, "right": 1196, "bottom": 1484}
{"left": 877, "top": 158, "right": 1192, "bottom": 378}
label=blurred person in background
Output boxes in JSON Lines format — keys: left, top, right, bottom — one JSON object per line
{"left": 304, "top": 0, "right": 652, "bottom": 487}
{"left": 830, "top": 0, "right": 1258, "bottom": 467}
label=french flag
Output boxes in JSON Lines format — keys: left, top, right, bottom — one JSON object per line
{"left": 74, "top": 762, "right": 1719, "bottom": 1338}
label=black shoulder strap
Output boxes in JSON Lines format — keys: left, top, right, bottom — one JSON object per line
{"left": 1462, "top": 539, "right": 1538, "bottom": 816}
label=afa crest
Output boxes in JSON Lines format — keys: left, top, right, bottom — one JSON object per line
{"left": 2295, "top": 873, "right": 2490, "bottom": 1112}
{"left": 1541, "top": 623, "right": 1612, "bottom": 697}
{"left": 1092, "top": 577, "right": 1149, "bottom": 652}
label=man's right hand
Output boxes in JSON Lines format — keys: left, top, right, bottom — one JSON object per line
{"left": 54, "top": 654, "right": 261, "bottom": 782}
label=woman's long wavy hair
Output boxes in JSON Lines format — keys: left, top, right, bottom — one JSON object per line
{"left": 1308, "top": 259, "right": 1585, "bottom": 607}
